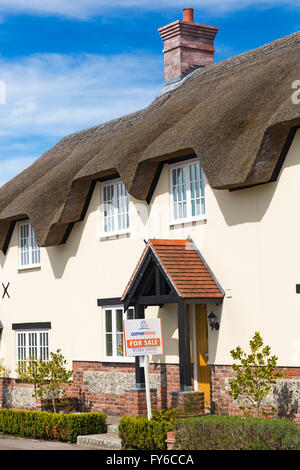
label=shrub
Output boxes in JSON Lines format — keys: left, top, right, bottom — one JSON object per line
{"left": 174, "top": 415, "right": 300, "bottom": 450}
{"left": 119, "top": 409, "right": 177, "bottom": 450}
{"left": 0, "top": 409, "right": 107, "bottom": 443}
{"left": 229, "top": 331, "right": 284, "bottom": 417}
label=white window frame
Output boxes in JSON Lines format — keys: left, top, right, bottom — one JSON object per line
{"left": 16, "top": 329, "right": 49, "bottom": 371}
{"left": 18, "top": 222, "right": 41, "bottom": 269}
{"left": 170, "top": 158, "right": 206, "bottom": 225}
{"left": 102, "top": 305, "right": 135, "bottom": 362}
{"left": 101, "top": 179, "right": 130, "bottom": 237}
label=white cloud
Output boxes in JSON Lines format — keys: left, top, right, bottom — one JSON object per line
{"left": 0, "top": 0, "right": 297, "bottom": 19}
{"left": 0, "top": 51, "right": 162, "bottom": 186}
{"left": 0, "top": 52, "right": 162, "bottom": 137}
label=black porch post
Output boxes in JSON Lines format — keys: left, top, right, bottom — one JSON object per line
{"left": 134, "top": 303, "right": 145, "bottom": 388}
{"left": 178, "top": 299, "right": 192, "bottom": 391}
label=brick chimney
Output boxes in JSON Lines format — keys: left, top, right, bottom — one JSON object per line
{"left": 158, "top": 8, "right": 219, "bottom": 85}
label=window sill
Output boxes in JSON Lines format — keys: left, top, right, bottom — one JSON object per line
{"left": 18, "top": 265, "right": 41, "bottom": 272}
{"left": 100, "top": 231, "right": 130, "bottom": 241}
{"left": 99, "top": 356, "right": 135, "bottom": 363}
{"left": 170, "top": 216, "right": 207, "bottom": 228}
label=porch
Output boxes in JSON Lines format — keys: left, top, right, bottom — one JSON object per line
{"left": 118, "top": 238, "right": 224, "bottom": 410}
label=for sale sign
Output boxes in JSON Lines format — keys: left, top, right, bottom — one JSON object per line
{"left": 123, "top": 318, "right": 164, "bottom": 357}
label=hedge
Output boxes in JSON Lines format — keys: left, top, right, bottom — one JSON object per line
{"left": 119, "top": 410, "right": 177, "bottom": 450}
{"left": 0, "top": 409, "right": 107, "bottom": 443}
{"left": 174, "top": 415, "right": 300, "bottom": 450}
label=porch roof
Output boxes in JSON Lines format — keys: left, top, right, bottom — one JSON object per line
{"left": 121, "top": 238, "right": 224, "bottom": 303}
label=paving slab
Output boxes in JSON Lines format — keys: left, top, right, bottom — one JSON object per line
{"left": 77, "top": 432, "right": 121, "bottom": 450}
{"left": 0, "top": 434, "right": 96, "bottom": 450}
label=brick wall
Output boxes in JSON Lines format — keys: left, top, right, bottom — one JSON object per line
{"left": 0, "top": 361, "right": 187, "bottom": 416}
{"left": 66, "top": 361, "right": 187, "bottom": 415}
{"left": 2, "top": 362, "right": 299, "bottom": 421}
{"left": 210, "top": 365, "right": 300, "bottom": 423}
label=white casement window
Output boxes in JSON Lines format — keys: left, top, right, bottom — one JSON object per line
{"left": 103, "top": 306, "right": 134, "bottom": 359}
{"left": 19, "top": 222, "right": 40, "bottom": 268}
{"left": 16, "top": 330, "right": 49, "bottom": 371}
{"left": 101, "top": 180, "right": 130, "bottom": 236}
{"left": 170, "top": 159, "right": 206, "bottom": 224}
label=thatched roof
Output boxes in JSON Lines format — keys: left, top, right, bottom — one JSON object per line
{"left": 1, "top": 30, "right": 300, "bottom": 249}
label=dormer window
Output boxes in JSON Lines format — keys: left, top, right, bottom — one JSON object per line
{"left": 19, "top": 222, "right": 40, "bottom": 268}
{"left": 101, "top": 179, "right": 130, "bottom": 236}
{"left": 170, "top": 159, "right": 206, "bottom": 224}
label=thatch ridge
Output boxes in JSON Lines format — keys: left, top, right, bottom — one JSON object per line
{"left": 1, "top": 29, "right": 300, "bottom": 248}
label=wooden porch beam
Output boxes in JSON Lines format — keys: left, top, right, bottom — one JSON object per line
{"left": 134, "top": 303, "right": 145, "bottom": 389}
{"left": 178, "top": 299, "right": 192, "bottom": 391}
{"left": 135, "top": 295, "right": 178, "bottom": 305}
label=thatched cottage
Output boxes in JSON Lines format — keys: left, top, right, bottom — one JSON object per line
{"left": 0, "top": 8, "right": 300, "bottom": 419}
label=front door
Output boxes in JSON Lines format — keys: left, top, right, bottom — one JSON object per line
{"left": 195, "top": 304, "right": 210, "bottom": 408}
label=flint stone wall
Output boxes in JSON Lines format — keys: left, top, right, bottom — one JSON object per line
{"left": 210, "top": 366, "right": 300, "bottom": 422}
{"left": 83, "top": 370, "right": 165, "bottom": 395}
{"left": 1, "top": 379, "right": 35, "bottom": 410}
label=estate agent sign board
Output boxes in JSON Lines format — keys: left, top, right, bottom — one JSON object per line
{"left": 123, "top": 318, "right": 163, "bottom": 357}
{"left": 123, "top": 318, "right": 164, "bottom": 420}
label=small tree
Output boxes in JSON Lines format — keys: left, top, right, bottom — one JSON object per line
{"left": 16, "top": 349, "right": 73, "bottom": 413}
{"left": 228, "top": 331, "right": 284, "bottom": 418}
{"left": 16, "top": 356, "right": 44, "bottom": 398}
{"left": 36, "top": 349, "right": 73, "bottom": 413}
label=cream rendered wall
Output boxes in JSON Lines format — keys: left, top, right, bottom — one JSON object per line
{"left": 1, "top": 130, "right": 300, "bottom": 376}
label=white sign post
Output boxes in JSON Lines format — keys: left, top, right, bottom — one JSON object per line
{"left": 142, "top": 355, "right": 151, "bottom": 420}
{"left": 123, "top": 318, "right": 164, "bottom": 420}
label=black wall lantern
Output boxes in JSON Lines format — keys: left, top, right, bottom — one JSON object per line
{"left": 208, "top": 311, "right": 219, "bottom": 331}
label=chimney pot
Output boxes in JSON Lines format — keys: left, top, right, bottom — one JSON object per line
{"left": 183, "top": 8, "right": 194, "bottom": 23}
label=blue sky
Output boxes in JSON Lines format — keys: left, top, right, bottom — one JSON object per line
{"left": 0, "top": 0, "right": 300, "bottom": 186}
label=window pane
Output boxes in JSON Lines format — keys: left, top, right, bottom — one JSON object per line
{"left": 20, "top": 224, "right": 30, "bottom": 266}
{"left": 189, "top": 162, "right": 205, "bottom": 217}
{"left": 190, "top": 163, "right": 195, "bottom": 182}
{"left": 106, "top": 334, "right": 113, "bottom": 356}
{"left": 183, "top": 200, "right": 187, "bottom": 218}
{"left": 172, "top": 168, "right": 177, "bottom": 185}
{"left": 40, "top": 332, "right": 49, "bottom": 361}
{"left": 17, "top": 332, "right": 27, "bottom": 372}
{"left": 116, "top": 333, "right": 124, "bottom": 356}
{"left": 117, "top": 182, "right": 129, "bottom": 231}
{"left": 116, "top": 309, "right": 123, "bottom": 333}
{"left": 201, "top": 197, "right": 206, "bottom": 215}
{"left": 200, "top": 167, "right": 205, "bottom": 194}
{"left": 191, "top": 199, "right": 195, "bottom": 217}
{"left": 103, "top": 185, "right": 115, "bottom": 233}
{"left": 105, "top": 310, "right": 112, "bottom": 332}
{"left": 28, "top": 332, "right": 38, "bottom": 360}
{"left": 30, "top": 225, "right": 40, "bottom": 265}
{"left": 172, "top": 167, "right": 187, "bottom": 220}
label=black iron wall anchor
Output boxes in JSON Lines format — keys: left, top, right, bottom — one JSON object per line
{"left": 2, "top": 282, "right": 10, "bottom": 299}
